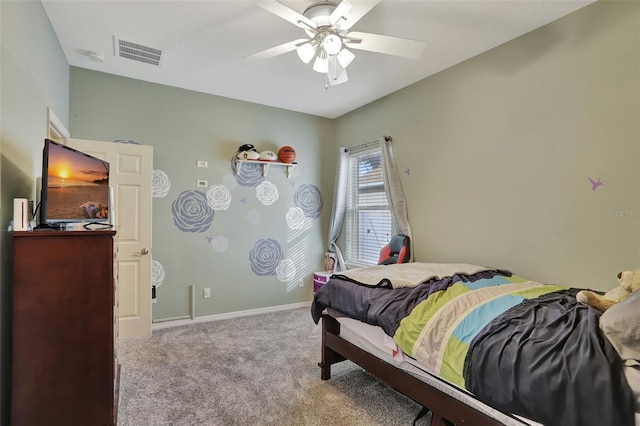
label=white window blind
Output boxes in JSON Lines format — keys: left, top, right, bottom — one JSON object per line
{"left": 345, "top": 144, "right": 393, "bottom": 267}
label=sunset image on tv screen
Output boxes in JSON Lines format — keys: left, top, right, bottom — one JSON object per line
{"left": 46, "top": 142, "right": 109, "bottom": 220}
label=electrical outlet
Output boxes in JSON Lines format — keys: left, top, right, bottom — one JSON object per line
{"left": 203, "top": 288, "right": 211, "bottom": 298}
{"left": 297, "top": 278, "right": 304, "bottom": 288}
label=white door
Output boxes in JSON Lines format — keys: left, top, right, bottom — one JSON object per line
{"left": 67, "top": 138, "right": 153, "bottom": 338}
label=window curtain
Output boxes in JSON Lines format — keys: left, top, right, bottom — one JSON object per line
{"left": 326, "top": 147, "right": 349, "bottom": 272}
{"left": 380, "top": 135, "right": 413, "bottom": 261}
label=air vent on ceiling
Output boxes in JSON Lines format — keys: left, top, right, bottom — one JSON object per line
{"left": 114, "top": 37, "right": 164, "bottom": 66}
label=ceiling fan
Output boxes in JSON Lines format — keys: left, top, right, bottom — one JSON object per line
{"left": 248, "top": 0, "right": 426, "bottom": 87}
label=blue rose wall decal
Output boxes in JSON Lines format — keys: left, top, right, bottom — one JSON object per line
{"left": 231, "top": 157, "right": 265, "bottom": 187}
{"left": 172, "top": 190, "right": 214, "bottom": 232}
{"left": 249, "top": 238, "right": 283, "bottom": 276}
{"left": 294, "top": 184, "right": 323, "bottom": 219}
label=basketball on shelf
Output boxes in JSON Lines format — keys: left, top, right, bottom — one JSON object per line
{"left": 278, "top": 146, "right": 296, "bottom": 163}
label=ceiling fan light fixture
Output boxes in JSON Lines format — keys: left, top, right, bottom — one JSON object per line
{"left": 337, "top": 48, "right": 355, "bottom": 68}
{"left": 322, "top": 33, "right": 342, "bottom": 55}
{"left": 313, "top": 51, "right": 329, "bottom": 73}
{"left": 296, "top": 42, "right": 317, "bottom": 64}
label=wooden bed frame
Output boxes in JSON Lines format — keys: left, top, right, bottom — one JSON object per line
{"left": 318, "top": 313, "right": 512, "bottom": 426}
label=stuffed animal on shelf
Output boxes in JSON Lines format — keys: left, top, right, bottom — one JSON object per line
{"left": 577, "top": 268, "right": 640, "bottom": 312}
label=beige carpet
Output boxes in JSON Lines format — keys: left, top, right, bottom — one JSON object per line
{"left": 117, "top": 307, "right": 430, "bottom": 426}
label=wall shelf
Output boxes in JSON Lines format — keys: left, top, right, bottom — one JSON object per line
{"left": 235, "top": 159, "right": 297, "bottom": 178}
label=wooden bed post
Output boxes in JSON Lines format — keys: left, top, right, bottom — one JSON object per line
{"left": 319, "top": 314, "right": 346, "bottom": 380}
{"left": 430, "top": 413, "right": 447, "bottom": 426}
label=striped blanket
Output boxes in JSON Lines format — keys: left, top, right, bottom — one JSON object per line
{"left": 393, "top": 274, "right": 565, "bottom": 387}
{"left": 311, "top": 264, "right": 635, "bottom": 426}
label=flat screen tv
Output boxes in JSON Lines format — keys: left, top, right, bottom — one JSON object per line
{"left": 38, "top": 139, "right": 111, "bottom": 228}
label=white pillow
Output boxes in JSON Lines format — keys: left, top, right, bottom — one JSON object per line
{"left": 599, "top": 290, "right": 640, "bottom": 366}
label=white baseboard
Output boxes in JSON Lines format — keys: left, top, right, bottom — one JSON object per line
{"left": 151, "top": 301, "right": 312, "bottom": 331}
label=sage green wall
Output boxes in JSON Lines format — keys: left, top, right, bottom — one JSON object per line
{"left": 0, "top": 1, "right": 70, "bottom": 422}
{"left": 69, "top": 69, "right": 334, "bottom": 321}
{"left": 335, "top": 1, "right": 640, "bottom": 290}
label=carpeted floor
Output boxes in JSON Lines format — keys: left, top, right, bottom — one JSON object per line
{"left": 117, "top": 307, "right": 430, "bottom": 426}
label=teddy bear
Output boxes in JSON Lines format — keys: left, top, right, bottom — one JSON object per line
{"left": 576, "top": 268, "right": 640, "bottom": 312}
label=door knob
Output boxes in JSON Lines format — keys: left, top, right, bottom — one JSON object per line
{"left": 140, "top": 248, "right": 149, "bottom": 255}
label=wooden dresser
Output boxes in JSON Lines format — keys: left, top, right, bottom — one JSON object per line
{"left": 11, "top": 230, "right": 119, "bottom": 426}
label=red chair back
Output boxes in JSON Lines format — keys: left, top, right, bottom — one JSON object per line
{"left": 378, "top": 235, "right": 410, "bottom": 265}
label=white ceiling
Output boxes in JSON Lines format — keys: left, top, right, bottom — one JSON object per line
{"left": 41, "top": 0, "right": 594, "bottom": 119}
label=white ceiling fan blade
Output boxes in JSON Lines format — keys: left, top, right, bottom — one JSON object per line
{"left": 330, "top": 1, "right": 352, "bottom": 27}
{"left": 340, "top": 1, "right": 379, "bottom": 30}
{"left": 244, "top": 39, "right": 308, "bottom": 60}
{"left": 255, "top": 1, "right": 316, "bottom": 30}
{"left": 345, "top": 31, "right": 425, "bottom": 59}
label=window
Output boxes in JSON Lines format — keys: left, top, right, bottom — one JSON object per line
{"left": 345, "top": 145, "right": 393, "bottom": 267}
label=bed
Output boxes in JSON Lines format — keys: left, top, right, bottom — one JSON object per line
{"left": 311, "top": 262, "right": 640, "bottom": 426}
